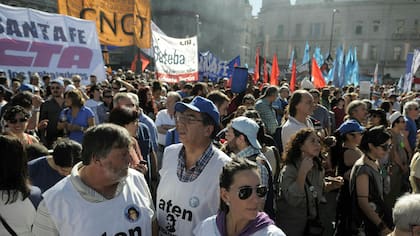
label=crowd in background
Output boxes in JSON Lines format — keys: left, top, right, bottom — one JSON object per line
{"left": 1, "top": 67, "right": 420, "bottom": 236}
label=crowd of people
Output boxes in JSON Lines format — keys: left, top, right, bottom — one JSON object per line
{"left": 1, "top": 68, "right": 420, "bottom": 236}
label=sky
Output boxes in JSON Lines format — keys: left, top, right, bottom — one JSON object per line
{"left": 249, "top": 0, "right": 262, "bottom": 16}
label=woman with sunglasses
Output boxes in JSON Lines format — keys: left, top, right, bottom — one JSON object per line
{"left": 2, "top": 105, "right": 39, "bottom": 145}
{"left": 194, "top": 157, "right": 285, "bottom": 236}
{"left": 385, "top": 112, "right": 411, "bottom": 209}
{"left": 277, "top": 128, "right": 343, "bottom": 236}
{"left": 349, "top": 125, "right": 393, "bottom": 236}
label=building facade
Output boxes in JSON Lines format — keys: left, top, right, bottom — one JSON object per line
{"left": 256, "top": 0, "right": 420, "bottom": 79}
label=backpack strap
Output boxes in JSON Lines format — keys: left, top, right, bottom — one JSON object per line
{"left": 0, "top": 214, "right": 17, "bottom": 236}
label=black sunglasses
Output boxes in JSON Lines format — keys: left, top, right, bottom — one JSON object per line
{"left": 8, "top": 118, "right": 29, "bottom": 124}
{"left": 379, "top": 143, "right": 392, "bottom": 151}
{"left": 237, "top": 185, "right": 267, "bottom": 200}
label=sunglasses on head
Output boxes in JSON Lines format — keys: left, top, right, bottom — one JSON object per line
{"left": 8, "top": 118, "right": 29, "bottom": 124}
{"left": 379, "top": 143, "right": 392, "bottom": 151}
{"left": 237, "top": 185, "right": 267, "bottom": 200}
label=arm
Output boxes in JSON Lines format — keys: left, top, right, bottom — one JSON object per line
{"left": 32, "top": 200, "right": 59, "bottom": 236}
{"left": 157, "top": 124, "right": 176, "bottom": 135}
{"left": 356, "top": 174, "right": 391, "bottom": 235}
{"left": 343, "top": 150, "right": 361, "bottom": 180}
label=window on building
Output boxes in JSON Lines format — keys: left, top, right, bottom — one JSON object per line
{"left": 395, "top": 19, "right": 405, "bottom": 34}
{"left": 370, "top": 45, "right": 377, "bottom": 60}
{"left": 355, "top": 21, "right": 363, "bottom": 35}
{"left": 276, "top": 24, "right": 284, "bottom": 38}
{"left": 295, "top": 23, "right": 302, "bottom": 37}
{"left": 393, "top": 47, "right": 401, "bottom": 60}
{"left": 415, "top": 19, "right": 420, "bottom": 33}
{"left": 310, "top": 23, "right": 321, "bottom": 38}
{"left": 334, "top": 23, "right": 342, "bottom": 36}
{"left": 373, "top": 20, "right": 380, "bottom": 33}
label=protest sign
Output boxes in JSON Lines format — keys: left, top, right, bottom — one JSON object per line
{"left": 0, "top": 3, "right": 106, "bottom": 84}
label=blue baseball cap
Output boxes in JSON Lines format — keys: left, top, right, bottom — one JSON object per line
{"left": 338, "top": 120, "right": 365, "bottom": 136}
{"left": 19, "top": 83, "right": 35, "bottom": 93}
{"left": 175, "top": 96, "right": 220, "bottom": 126}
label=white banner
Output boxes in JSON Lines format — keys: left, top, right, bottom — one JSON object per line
{"left": 0, "top": 3, "right": 105, "bottom": 85}
{"left": 152, "top": 30, "right": 198, "bottom": 83}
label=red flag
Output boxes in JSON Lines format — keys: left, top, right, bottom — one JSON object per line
{"left": 140, "top": 53, "right": 150, "bottom": 72}
{"left": 130, "top": 53, "right": 138, "bottom": 71}
{"left": 263, "top": 57, "right": 268, "bottom": 84}
{"left": 311, "top": 58, "right": 326, "bottom": 89}
{"left": 270, "top": 53, "right": 280, "bottom": 86}
{"left": 290, "top": 60, "right": 297, "bottom": 92}
{"left": 254, "top": 47, "right": 260, "bottom": 82}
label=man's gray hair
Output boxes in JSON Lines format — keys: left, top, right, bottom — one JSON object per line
{"left": 393, "top": 194, "right": 420, "bottom": 231}
{"left": 403, "top": 101, "right": 419, "bottom": 116}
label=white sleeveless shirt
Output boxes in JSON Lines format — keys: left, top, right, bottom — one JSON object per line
{"left": 43, "top": 169, "right": 154, "bottom": 236}
{"left": 157, "top": 143, "right": 230, "bottom": 236}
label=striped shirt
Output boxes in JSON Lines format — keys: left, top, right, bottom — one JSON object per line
{"left": 177, "top": 144, "right": 215, "bottom": 182}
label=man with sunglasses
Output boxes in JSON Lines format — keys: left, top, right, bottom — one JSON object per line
{"left": 38, "top": 79, "right": 65, "bottom": 148}
{"left": 225, "top": 116, "right": 275, "bottom": 220}
{"left": 156, "top": 96, "right": 230, "bottom": 236}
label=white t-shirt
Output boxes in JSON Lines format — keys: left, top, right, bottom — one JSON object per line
{"left": 193, "top": 215, "right": 286, "bottom": 236}
{"left": 43, "top": 169, "right": 154, "bottom": 236}
{"left": 155, "top": 109, "right": 175, "bottom": 145}
{"left": 281, "top": 116, "right": 314, "bottom": 148}
{"left": 0, "top": 191, "right": 36, "bottom": 236}
{"left": 156, "top": 143, "right": 230, "bottom": 236}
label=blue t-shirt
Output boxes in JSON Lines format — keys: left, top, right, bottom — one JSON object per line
{"left": 165, "top": 128, "right": 180, "bottom": 147}
{"left": 60, "top": 106, "right": 94, "bottom": 143}
{"left": 406, "top": 116, "right": 417, "bottom": 150}
{"left": 28, "top": 156, "right": 65, "bottom": 193}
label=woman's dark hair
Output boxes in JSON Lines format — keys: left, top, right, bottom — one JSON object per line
{"left": 219, "top": 157, "right": 258, "bottom": 213}
{"left": 10, "top": 91, "right": 33, "bottom": 109}
{"left": 380, "top": 101, "right": 392, "bottom": 113}
{"left": 359, "top": 125, "right": 391, "bottom": 153}
{"left": 287, "top": 90, "right": 310, "bottom": 117}
{"left": 282, "top": 128, "right": 322, "bottom": 170}
{"left": 3, "top": 105, "right": 31, "bottom": 121}
{"left": 65, "top": 89, "right": 85, "bottom": 107}
{"left": 0, "top": 135, "right": 30, "bottom": 204}
{"left": 369, "top": 109, "right": 388, "bottom": 127}
{"left": 109, "top": 106, "right": 140, "bottom": 127}
{"left": 137, "top": 86, "right": 157, "bottom": 116}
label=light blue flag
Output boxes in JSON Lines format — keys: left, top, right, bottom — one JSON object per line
{"left": 397, "top": 74, "right": 404, "bottom": 93}
{"left": 351, "top": 47, "right": 360, "bottom": 86}
{"left": 302, "top": 41, "right": 310, "bottom": 65}
{"left": 345, "top": 46, "right": 354, "bottom": 85}
{"left": 313, "top": 47, "right": 323, "bottom": 68}
{"left": 288, "top": 49, "right": 295, "bottom": 69}
{"left": 333, "top": 45, "right": 344, "bottom": 87}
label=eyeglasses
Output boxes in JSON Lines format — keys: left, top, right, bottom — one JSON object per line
{"left": 237, "top": 185, "right": 268, "bottom": 200}
{"left": 378, "top": 143, "right": 392, "bottom": 151}
{"left": 50, "top": 87, "right": 61, "bottom": 90}
{"left": 175, "top": 113, "right": 203, "bottom": 123}
{"left": 8, "top": 118, "right": 29, "bottom": 124}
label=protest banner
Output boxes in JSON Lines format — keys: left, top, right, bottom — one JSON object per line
{"left": 0, "top": 3, "right": 106, "bottom": 84}
{"left": 152, "top": 31, "right": 198, "bottom": 83}
{"left": 199, "top": 51, "right": 240, "bottom": 82}
{"left": 57, "top": 0, "right": 151, "bottom": 48}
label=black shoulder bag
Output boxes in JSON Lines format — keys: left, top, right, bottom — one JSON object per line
{"left": 304, "top": 178, "right": 325, "bottom": 236}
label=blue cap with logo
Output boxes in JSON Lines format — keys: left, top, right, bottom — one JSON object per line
{"left": 175, "top": 96, "right": 220, "bottom": 125}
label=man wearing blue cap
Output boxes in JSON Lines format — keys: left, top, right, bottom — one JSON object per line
{"left": 156, "top": 96, "right": 230, "bottom": 236}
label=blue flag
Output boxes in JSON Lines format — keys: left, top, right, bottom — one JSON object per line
{"left": 313, "top": 47, "right": 323, "bottom": 69}
{"left": 198, "top": 52, "right": 240, "bottom": 82}
{"left": 333, "top": 45, "right": 344, "bottom": 87}
{"left": 345, "top": 46, "right": 354, "bottom": 85}
{"left": 351, "top": 47, "right": 360, "bottom": 86}
{"left": 288, "top": 49, "right": 295, "bottom": 69}
{"left": 302, "top": 41, "right": 310, "bottom": 65}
